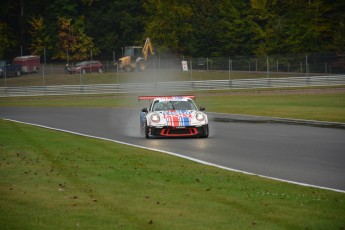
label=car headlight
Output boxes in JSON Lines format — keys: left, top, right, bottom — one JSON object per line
{"left": 196, "top": 112, "right": 205, "bottom": 121}
{"left": 150, "top": 113, "right": 160, "bottom": 123}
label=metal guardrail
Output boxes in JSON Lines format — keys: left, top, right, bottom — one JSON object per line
{"left": 0, "top": 75, "right": 344, "bottom": 97}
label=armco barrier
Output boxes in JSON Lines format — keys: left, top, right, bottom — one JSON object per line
{"left": 0, "top": 75, "right": 344, "bottom": 97}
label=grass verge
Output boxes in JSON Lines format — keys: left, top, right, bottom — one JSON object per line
{"left": 0, "top": 119, "right": 345, "bottom": 229}
{"left": 199, "top": 89, "right": 345, "bottom": 122}
{"left": 1, "top": 87, "right": 345, "bottom": 122}
{"left": 0, "top": 70, "right": 310, "bottom": 87}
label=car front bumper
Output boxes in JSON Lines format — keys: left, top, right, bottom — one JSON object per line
{"left": 147, "top": 125, "right": 208, "bottom": 137}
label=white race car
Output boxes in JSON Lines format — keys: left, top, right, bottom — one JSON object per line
{"left": 139, "top": 95, "right": 209, "bottom": 138}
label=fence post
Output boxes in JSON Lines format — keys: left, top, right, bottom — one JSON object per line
{"left": 113, "top": 51, "right": 115, "bottom": 74}
{"left": 229, "top": 58, "right": 232, "bottom": 88}
{"left": 266, "top": 56, "right": 269, "bottom": 79}
{"left": 306, "top": 55, "right": 309, "bottom": 77}
{"left": 158, "top": 55, "right": 161, "bottom": 70}
{"left": 190, "top": 58, "right": 193, "bottom": 81}
{"left": 228, "top": 58, "right": 231, "bottom": 81}
{"left": 44, "top": 47, "right": 47, "bottom": 65}
{"left": 42, "top": 65, "right": 45, "bottom": 86}
{"left": 116, "top": 62, "right": 119, "bottom": 84}
{"left": 305, "top": 55, "right": 310, "bottom": 85}
{"left": 79, "top": 70, "right": 83, "bottom": 86}
{"left": 4, "top": 70, "right": 7, "bottom": 87}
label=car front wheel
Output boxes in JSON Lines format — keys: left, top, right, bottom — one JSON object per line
{"left": 144, "top": 122, "right": 150, "bottom": 139}
{"left": 140, "top": 121, "right": 145, "bottom": 135}
{"left": 199, "top": 125, "right": 209, "bottom": 138}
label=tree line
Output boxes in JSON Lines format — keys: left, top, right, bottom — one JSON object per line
{"left": 1, "top": 0, "right": 344, "bottom": 61}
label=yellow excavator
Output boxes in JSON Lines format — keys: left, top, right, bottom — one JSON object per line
{"left": 119, "top": 37, "right": 154, "bottom": 72}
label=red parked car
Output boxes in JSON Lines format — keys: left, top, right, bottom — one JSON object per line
{"left": 67, "top": 60, "right": 103, "bottom": 74}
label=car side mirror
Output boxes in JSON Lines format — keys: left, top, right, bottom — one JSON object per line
{"left": 141, "top": 108, "right": 148, "bottom": 113}
{"left": 199, "top": 107, "right": 205, "bottom": 111}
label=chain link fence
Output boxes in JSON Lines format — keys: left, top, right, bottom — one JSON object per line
{"left": 158, "top": 54, "right": 345, "bottom": 74}
{"left": 0, "top": 53, "right": 344, "bottom": 87}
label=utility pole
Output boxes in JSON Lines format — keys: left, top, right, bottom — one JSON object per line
{"left": 20, "top": 0, "right": 24, "bottom": 56}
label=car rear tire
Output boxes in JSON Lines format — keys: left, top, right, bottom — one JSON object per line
{"left": 81, "top": 69, "right": 86, "bottom": 74}
{"left": 98, "top": 68, "right": 103, "bottom": 73}
{"left": 123, "top": 65, "right": 131, "bottom": 72}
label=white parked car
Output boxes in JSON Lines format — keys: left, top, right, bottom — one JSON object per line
{"left": 139, "top": 95, "right": 209, "bottom": 138}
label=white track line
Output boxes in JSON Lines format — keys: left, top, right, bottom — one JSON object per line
{"left": 3, "top": 118, "right": 345, "bottom": 194}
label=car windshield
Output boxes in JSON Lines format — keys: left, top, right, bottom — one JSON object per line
{"left": 152, "top": 100, "right": 197, "bottom": 111}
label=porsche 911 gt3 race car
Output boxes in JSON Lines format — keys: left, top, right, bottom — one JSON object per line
{"left": 139, "top": 95, "right": 209, "bottom": 138}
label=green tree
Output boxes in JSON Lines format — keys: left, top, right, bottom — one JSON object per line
{"left": 247, "top": 0, "right": 281, "bottom": 55}
{"left": 54, "top": 17, "right": 98, "bottom": 61}
{"left": 28, "top": 16, "right": 51, "bottom": 56}
{"left": 1, "top": 0, "right": 344, "bottom": 59}
{"left": 248, "top": 0, "right": 345, "bottom": 55}
{"left": 189, "top": 0, "right": 219, "bottom": 57}
{"left": 0, "top": 21, "right": 16, "bottom": 59}
{"left": 143, "top": 0, "right": 193, "bottom": 55}
{"left": 82, "top": 0, "right": 144, "bottom": 59}
{"left": 216, "top": 1, "right": 258, "bottom": 56}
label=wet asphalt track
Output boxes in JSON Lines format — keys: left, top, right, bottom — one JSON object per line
{"left": 1, "top": 107, "right": 344, "bottom": 192}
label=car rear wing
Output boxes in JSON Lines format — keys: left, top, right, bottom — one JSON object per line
{"left": 138, "top": 95, "right": 196, "bottom": 101}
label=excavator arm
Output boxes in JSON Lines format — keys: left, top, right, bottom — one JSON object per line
{"left": 142, "top": 37, "right": 154, "bottom": 60}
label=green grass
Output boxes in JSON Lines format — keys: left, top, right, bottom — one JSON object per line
{"left": 0, "top": 69, "right": 309, "bottom": 87}
{"left": 1, "top": 119, "right": 344, "bottom": 229}
{"left": 199, "top": 91, "right": 345, "bottom": 122}
{"left": 0, "top": 94, "right": 136, "bottom": 108}
{"left": 1, "top": 87, "right": 345, "bottom": 122}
